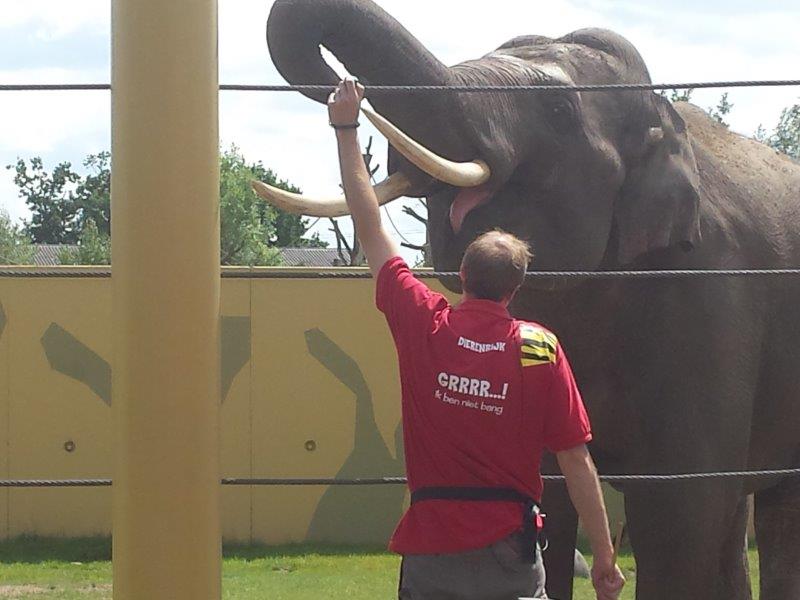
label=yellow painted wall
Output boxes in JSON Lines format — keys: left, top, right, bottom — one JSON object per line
{"left": 0, "top": 269, "right": 442, "bottom": 544}
{"left": 3, "top": 276, "right": 113, "bottom": 537}
{"left": 0, "top": 268, "right": 626, "bottom": 544}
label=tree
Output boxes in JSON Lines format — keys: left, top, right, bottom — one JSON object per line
{"left": 247, "top": 159, "right": 326, "bottom": 249}
{"left": 401, "top": 200, "right": 432, "bottom": 267}
{"left": 219, "top": 145, "right": 327, "bottom": 265}
{"left": 219, "top": 146, "right": 282, "bottom": 266}
{"left": 75, "top": 152, "right": 111, "bottom": 236}
{"left": 0, "top": 210, "right": 35, "bottom": 265}
{"left": 7, "top": 157, "right": 81, "bottom": 244}
{"left": 667, "top": 89, "right": 694, "bottom": 103}
{"left": 754, "top": 124, "right": 770, "bottom": 144}
{"left": 708, "top": 93, "right": 733, "bottom": 127}
{"left": 329, "top": 217, "right": 364, "bottom": 266}
{"left": 7, "top": 152, "right": 111, "bottom": 244}
{"left": 58, "top": 218, "right": 110, "bottom": 265}
{"left": 755, "top": 100, "right": 800, "bottom": 160}
{"left": 8, "top": 147, "right": 326, "bottom": 266}
{"left": 767, "top": 102, "right": 800, "bottom": 159}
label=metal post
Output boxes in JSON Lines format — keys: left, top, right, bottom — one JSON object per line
{"left": 111, "top": 0, "right": 220, "bottom": 598}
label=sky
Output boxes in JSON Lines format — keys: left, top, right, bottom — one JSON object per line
{"left": 0, "top": 0, "right": 798, "bottom": 263}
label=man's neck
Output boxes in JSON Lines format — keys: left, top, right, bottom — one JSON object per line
{"left": 461, "top": 293, "right": 511, "bottom": 308}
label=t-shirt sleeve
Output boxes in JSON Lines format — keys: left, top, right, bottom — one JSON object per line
{"left": 542, "top": 343, "right": 593, "bottom": 453}
{"left": 375, "top": 256, "right": 449, "bottom": 338}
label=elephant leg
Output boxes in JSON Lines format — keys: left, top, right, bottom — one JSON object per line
{"left": 541, "top": 459, "right": 578, "bottom": 600}
{"left": 717, "top": 495, "right": 752, "bottom": 600}
{"left": 625, "top": 481, "right": 741, "bottom": 600}
{"left": 755, "top": 476, "right": 800, "bottom": 600}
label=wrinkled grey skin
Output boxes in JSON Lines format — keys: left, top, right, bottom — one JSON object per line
{"left": 267, "top": 1, "right": 800, "bottom": 598}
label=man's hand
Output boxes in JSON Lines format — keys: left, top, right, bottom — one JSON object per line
{"left": 591, "top": 558, "right": 626, "bottom": 600}
{"left": 556, "top": 445, "right": 625, "bottom": 599}
{"left": 328, "top": 78, "right": 365, "bottom": 127}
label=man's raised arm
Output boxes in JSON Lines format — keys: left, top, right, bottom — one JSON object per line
{"left": 329, "top": 79, "right": 400, "bottom": 277}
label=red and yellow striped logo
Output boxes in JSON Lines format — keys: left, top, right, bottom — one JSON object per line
{"left": 519, "top": 325, "right": 558, "bottom": 367}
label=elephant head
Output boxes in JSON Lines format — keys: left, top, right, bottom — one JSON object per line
{"left": 257, "top": 0, "right": 702, "bottom": 276}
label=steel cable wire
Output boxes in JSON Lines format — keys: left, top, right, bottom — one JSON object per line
{"left": 1, "top": 468, "right": 798, "bottom": 488}
{"left": 2, "top": 80, "right": 800, "bottom": 94}
{"left": 219, "top": 81, "right": 800, "bottom": 93}
{"left": 4, "top": 268, "right": 800, "bottom": 279}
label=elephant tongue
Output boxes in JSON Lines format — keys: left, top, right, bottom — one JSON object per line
{"left": 449, "top": 187, "right": 492, "bottom": 234}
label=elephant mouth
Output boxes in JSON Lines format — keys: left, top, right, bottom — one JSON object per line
{"left": 251, "top": 105, "right": 492, "bottom": 221}
{"left": 427, "top": 183, "right": 502, "bottom": 276}
{"left": 449, "top": 186, "right": 494, "bottom": 235}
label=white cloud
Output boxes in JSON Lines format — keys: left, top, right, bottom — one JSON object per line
{"left": 0, "top": 69, "right": 110, "bottom": 224}
{"left": 0, "top": 88, "right": 108, "bottom": 155}
{"left": 0, "top": 65, "right": 107, "bottom": 85}
{"left": 220, "top": 0, "right": 273, "bottom": 83}
{"left": 0, "top": 0, "right": 108, "bottom": 39}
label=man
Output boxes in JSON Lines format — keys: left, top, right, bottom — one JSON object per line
{"left": 328, "top": 78, "right": 625, "bottom": 600}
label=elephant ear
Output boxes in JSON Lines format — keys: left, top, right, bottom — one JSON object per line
{"left": 614, "top": 95, "right": 702, "bottom": 265}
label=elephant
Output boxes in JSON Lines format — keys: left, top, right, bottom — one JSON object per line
{"left": 255, "top": 1, "right": 800, "bottom": 598}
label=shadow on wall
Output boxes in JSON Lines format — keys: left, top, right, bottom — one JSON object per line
{"left": 304, "top": 328, "right": 406, "bottom": 545}
{"left": 220, "top": 316, "right": 251, "bottom": 401}
{"left": 39, "top": 316, "right": 251, "bottom": 406}
{"left": 0, "top": 302, "right": 5, "bottom": 339}
{"left": 42, "top": 323, "right": 112, "bottom": 406}
{"left": 29, "top": 313, "right": 407, "bottom": 544}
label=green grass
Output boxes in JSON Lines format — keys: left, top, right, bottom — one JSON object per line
{"left": 0, "top": 537, "right": 760, "bottom": 599}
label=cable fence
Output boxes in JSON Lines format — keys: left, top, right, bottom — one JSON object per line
{"left": 2, "top": 80, "right": 800, "bottom": 94}
{"left": 2, "top": 73, "right": 799, "bottom": 505}
{"left": 4, "top": 268, "right": 800, "bottom": 279}
{"left": 1, "top": 468, "right": 798, "bottom": 488}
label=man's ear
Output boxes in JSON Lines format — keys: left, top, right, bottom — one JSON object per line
{"left": 614, "top": 95, "right": 702, "bottom": 265}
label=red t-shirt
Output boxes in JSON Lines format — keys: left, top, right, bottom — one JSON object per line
{"left": 376, "top": 257, "right": 592, "bottom": 555}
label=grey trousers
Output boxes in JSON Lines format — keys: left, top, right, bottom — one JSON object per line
{"left": 398, "top": 532, "right": 548, "bottom": 600}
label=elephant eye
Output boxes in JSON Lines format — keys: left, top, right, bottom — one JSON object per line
{"left": 546, "top": 99, "right": 577, "bottom": 132}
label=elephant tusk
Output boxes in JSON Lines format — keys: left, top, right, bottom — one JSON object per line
{"left": 251, "top": 172, "right": 414, "bottom": 217}
{"left": 361, "top": 106, "right": 491, "bottom": 188}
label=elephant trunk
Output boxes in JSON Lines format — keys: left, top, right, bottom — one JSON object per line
{"left": 267, "top": 0, "right": 467, "bottom": 159}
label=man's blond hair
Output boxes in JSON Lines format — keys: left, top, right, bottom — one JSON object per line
{"left": 460, "top": 230, "right": 532, "bottom": 302}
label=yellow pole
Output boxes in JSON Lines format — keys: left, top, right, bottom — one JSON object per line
{"left": 111, "top": 0, "right": 220, "bottom": 598}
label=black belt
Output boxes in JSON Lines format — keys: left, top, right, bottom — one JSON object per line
{"left": 410, "top": 486, "right": 544, "bottom": 561}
